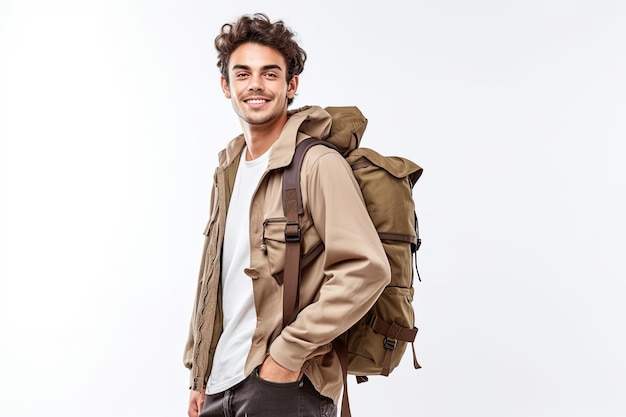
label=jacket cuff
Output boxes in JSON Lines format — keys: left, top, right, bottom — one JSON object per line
{"left": 269, "top": 335, "right": 307, "bottom": 372}
{"left": 189, "top": 374, "right": 205, "bottom": 392}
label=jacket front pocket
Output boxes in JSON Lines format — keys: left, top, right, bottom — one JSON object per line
{"left": 262, "top": 217, "right": 287, "bottom": 284}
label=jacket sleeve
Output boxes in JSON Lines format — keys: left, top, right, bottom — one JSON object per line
{"left": 183, "top": 169, "right": 218, "bottom": 388}
{"left": 269, "top": 150, "right": 391, "bottom": 372}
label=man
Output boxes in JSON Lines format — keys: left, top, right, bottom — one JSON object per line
{"left": 184, "top": 13, "right": 391, "bottom": 417}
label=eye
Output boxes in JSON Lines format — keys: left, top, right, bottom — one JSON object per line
{"left": 265, "top": 72, "right": 277, "bottom": 78}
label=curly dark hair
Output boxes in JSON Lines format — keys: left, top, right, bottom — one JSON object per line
{"left": 215, "top": 13, "right": 307, "bottom": 106}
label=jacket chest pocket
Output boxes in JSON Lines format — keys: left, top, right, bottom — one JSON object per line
{"left": 262, "top": 217, "right": 287, "bottom": 284}
{"left": 262, "top": 216, "right": 324, "bottom": 287}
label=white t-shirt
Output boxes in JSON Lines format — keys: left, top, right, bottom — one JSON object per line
{"left": 207, "top": 147, "right": 269, "bottom": 394}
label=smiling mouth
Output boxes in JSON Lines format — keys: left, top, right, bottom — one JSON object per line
{"left": 245, "top": 99, "right": 270, "bottom": 105}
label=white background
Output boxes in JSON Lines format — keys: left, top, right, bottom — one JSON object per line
{"left": 1, "top": 1, "right": 625, "bottom": 416}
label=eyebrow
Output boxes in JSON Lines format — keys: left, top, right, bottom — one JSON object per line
{"left": 232, "top": 64, "right": 284, "bottom": 72}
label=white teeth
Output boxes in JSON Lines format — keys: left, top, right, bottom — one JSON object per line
{"left": 247, "top": 99, "right": 267, "bottom": 104}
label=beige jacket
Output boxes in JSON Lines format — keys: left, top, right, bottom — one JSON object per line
{"left": 183, "top": 105, "right": 391, "bottom": 403}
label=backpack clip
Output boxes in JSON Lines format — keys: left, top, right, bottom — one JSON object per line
{"left": 383, "top": 337, "right": 398, "bottom": 350}
{"left": 285, "top": 222, "right": 301, "bottom": 242}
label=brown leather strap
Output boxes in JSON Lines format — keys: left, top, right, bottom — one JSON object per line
{"left": 366, "top": 315, "right": 419, "bottom": 376}
{"left": 378, "top": 232, "right": 418, "bottom": 246}
{"left": 350, "top": 158, "right": 371, "bottom": 171}
{"left": 334, "top": 338, "right": 352, "bottom": 417}
{"left": 411, "top": 341, "right": 422, "bottom": 369}
{"left": 274, "top": 240, "right": 325, "bottom": 285}
{"left": 367, "top": 314, "right": 418, "bottom": 343}
{"left": 381, "top": 321, "right": 401, "bottom": 376}
{"left": 283, "top": 187, "right": 301, "bottom": 328}
{"left": 282, "top": 138, "right": 337, "bottom": 328}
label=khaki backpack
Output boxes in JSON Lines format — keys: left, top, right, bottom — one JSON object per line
{"left": 281, "top": 107, "right": 423, "bottom": 417}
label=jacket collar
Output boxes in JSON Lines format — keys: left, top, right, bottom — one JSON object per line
{"left": 217, "top": 105, "right": 333, "bottom": 171}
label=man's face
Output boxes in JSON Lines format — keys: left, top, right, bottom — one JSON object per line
{"left": 221, "top": 42, "right": 298, "bottom": 127}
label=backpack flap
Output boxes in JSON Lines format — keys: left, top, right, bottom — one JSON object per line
{"left": 346, "top": 148, "right": 422, "bottom": 259}
{"left": 348, "top": 148, "right": 423, "bottom": 185}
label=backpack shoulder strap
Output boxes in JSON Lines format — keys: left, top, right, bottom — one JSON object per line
{"left": 283, "top": 137, "right": 369, "bottom": 417}
{"left": 281, "top": 137, "right": 336, "bottom": 328}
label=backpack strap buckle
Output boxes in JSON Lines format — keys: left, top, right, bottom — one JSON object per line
{"left": 383, "top": 337, "right": 398, "bottom": 350}
{"left": 285, "top": 222, "right": 301, "bottom": 242}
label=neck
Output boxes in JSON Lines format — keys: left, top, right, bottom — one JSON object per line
{"left": 241, "top": 113, "right": 288, "bottom": 160}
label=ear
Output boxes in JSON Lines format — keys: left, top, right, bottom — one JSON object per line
{"left": 286, "top": 75, "right": 299, "bottom": 99}
{"left": 221, "top": 76, "right": 231, "bottom": 99}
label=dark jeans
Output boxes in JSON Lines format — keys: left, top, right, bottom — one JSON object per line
{"left": 200, "top": 368, "right": 337, "bottom": 417}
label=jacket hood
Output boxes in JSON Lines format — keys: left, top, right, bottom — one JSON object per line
{"left": 267, "top": 105, "right": 337, "bottom": 170}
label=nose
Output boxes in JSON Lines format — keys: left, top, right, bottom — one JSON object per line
{"left": 248, "top": 73, "right": 264, "bottom": 91}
